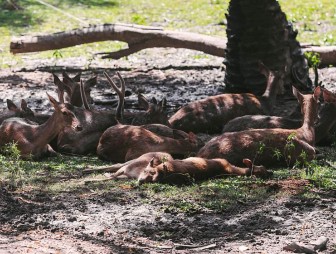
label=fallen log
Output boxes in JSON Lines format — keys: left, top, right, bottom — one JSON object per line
{"left": 10, "top": 23, "right": 225, "bottom": 58}
{"left": 9, "top": 23, "right": 336, "bottom": 66}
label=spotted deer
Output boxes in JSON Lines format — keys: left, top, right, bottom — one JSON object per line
{"left": 97, "top": 123, "right": 200, "bottom": 162}
{"left": 56, "top": 72, "right": 170, "bottom": 155}
{"left": 197, "top": 86, "right": 322, "bottom": 167}
{"left": 0, "top": 94, "right": 81, "bottom": 159}
{"left": 169, "top": 62, "right": 283, "bottom": 133}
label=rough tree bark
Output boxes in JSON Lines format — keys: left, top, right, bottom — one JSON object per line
{"left": 224, "top": 0, "right": 311, "bottom": 94}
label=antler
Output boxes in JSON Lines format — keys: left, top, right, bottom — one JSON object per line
{"left": 103, "top": 71, "right": 126, "bottom": 120}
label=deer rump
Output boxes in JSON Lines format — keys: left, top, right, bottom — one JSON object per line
{"left": 197, "top": 129, "right": 315, "bottom": 167}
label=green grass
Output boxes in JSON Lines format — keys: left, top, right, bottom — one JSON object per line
{"left": 0, "top": 0, "right": 335, "bottom": 68}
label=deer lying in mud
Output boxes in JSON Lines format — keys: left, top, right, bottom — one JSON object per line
{"left": 84, "top": 152, "right": 271, "bottom": 185}
{"left": 169, "top": 62, "right": 283, "bottom": 133}
{"left": 97, "top": 124, "right": 199, "bottom": 162}
{"left": 0, "top": 94, "right": 81, "bottom": 159}
{"left": 197, "top": 86, "right": 322, "bottom": 167}
{"left": 56, "top": 72, "right": 170, "bottom": 155}
{"left": 0, "top": 99, "right": 34, "bottom": 125}
{"left": 53, "top": 71, "right": 97, "bottom": 107}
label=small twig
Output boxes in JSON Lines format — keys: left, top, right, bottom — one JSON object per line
{"left": 174, "top": 243, "right": 217, "bottom": 250}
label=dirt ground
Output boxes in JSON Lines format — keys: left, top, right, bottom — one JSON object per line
{"left": 0, "top": 49, "right": 336, "bottom": 253}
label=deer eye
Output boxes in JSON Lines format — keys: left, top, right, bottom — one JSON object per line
{"left": 62, "top": 111, "right": 68, "bottom": 116}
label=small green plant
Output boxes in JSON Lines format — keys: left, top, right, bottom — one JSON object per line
{"left": 131, "top": 14, "right": 146, "bottom": 25}
{"left": 0, "top": 142, "right": 28, "bottom": 189}
{"left": 272, "top": 148, "right": 283, "bottom": 161}
{"left": 304, "top": 51, "right": 321, "bottom": 68}
{"left": 284, "top": 133, "right": 297, "bottom": 167}
{"left": 52, "top": 50, "right": 63, "bottom": 59}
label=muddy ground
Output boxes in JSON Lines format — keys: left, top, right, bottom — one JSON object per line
{"left": 0, "top": 49, "right": 335, "bottom": 253}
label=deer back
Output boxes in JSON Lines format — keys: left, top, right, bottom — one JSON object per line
{"left": 97, "top": 124, "right": 200, "bottom": 162}
{"left": 169, "top": 63, "right": 282, "bottom": 133}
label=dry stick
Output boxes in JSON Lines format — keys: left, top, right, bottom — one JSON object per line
{"left": 33, "top": 0, "right": 89, "bottom": 26}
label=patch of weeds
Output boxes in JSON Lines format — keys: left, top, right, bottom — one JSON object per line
{"left": 131, "top": 13, "right": 147, "bottom": 25}
{"left": 300, "top": 160, "right": 336, "bottom": 190}
{"left": 304, "top": 51, "right": 321, "bottom": 67}
{"left": 0, "top": 142, "right": 31, "bottom": 189}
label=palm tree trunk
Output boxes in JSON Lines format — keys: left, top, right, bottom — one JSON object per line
{"left": 224, "top": 0, "right": 312, "bottom": 94}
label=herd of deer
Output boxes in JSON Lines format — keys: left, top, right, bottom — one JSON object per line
{"left": 0, "top": 63, "right": 335, "bottom": 185}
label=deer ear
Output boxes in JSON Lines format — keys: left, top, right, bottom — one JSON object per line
{"left": 73, "top": 72, "right": 81, "bottom": 82}
{"left": 7, "top": 99, "right": 18, "bottom": 111}
{"left": 47, "top": 93, "right": 60, "bottom": 110}
{"left": 322, "top": 88, "right": 336, "bottom": 103}
{"left": 313, "top": 86, "right": 322, "bottom": 101}
{"left": 151, "top": 97, "right": 158, "bottom": 104}
{"left": 159, "top": 98, "right": 167, "bottom": 110}
{"left": 242, "top": 158, "right": 253, "bottom": 168}
{"left": 150, "top": 157, "right": 155, "bottom": 167}
{"left": 172, "top": 129, "right": 188, "bottom": 139}
{"left": 292, "top": 86, "right": 304, "bottom": 104}
{"left": 20, "top": 99, "right": 29, "bottom": 111}
{"left": 138, "top": 94, "right": 150, "bottom": 110}
{"left": 258, "top": 61, "right": 270, "bottom": 77}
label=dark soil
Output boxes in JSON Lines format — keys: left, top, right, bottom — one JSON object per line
{"left": 0, "top": 48, "right": 335, "bottom": 253}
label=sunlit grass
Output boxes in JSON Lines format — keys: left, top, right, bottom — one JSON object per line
{"left": 2, "top": 0, "right": 335, "bottom": 68}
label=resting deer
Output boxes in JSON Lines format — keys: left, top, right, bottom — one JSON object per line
{"left": 169, "top": 62, "right": 283, "bottom": 133}
{"left": 53, "top": 71, "right": 97, "bottom": 107}
{"left": 56, "top": 72, "right": 170, "bottom": 155}
{"left": 0, "top": 94, "right": 81, "bottom": 159}
{"left": 138, "top": 156, "right": 272, "bottom": 184}
{"left": 0, "top": 99, "right": 34, "bottom": 125}
{"left": 97, "top": 123, "right": 200, "bottom": 162}
{"left": 197, "top": 86, "right": 322, "bottom": 167}
{"left": 84, "top": 152, "right": 271, "bottom": 185}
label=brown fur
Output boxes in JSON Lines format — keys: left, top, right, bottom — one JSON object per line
{"left": 0, "top": 99, "right": 35, "bottom": 125}
{"left": 97, "top": 124, "right": 200, "bottom": 162}
{"left": 169, "top": 63, "right": 283, "bottom": 133}
{"left": 222, "top": 87, "right": 336, "bottom": 146}
{"left": 56, "top": 72, "right": 169, "bottom": 155}
{"left": 0, "top": 94, "right": 81, "bottom": 159}
{"left": 53, "top": 72, "right": 97, "bottom": 107}
{"left": 138, "top": 157, "right": 271, "bottom": 184}
{"left": 197, "top": 86, "right": 321, "bottom": 167}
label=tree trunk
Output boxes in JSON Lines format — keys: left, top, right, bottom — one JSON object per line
{"left": 224, "top": 0, "right": 311, "bottom": 94}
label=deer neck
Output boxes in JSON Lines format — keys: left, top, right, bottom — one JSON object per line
{"left": 33, "top": 112, "right": 65, "bottom": 148}
{"left": 298, "top": 98, "right": 316, "bottom": 145}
